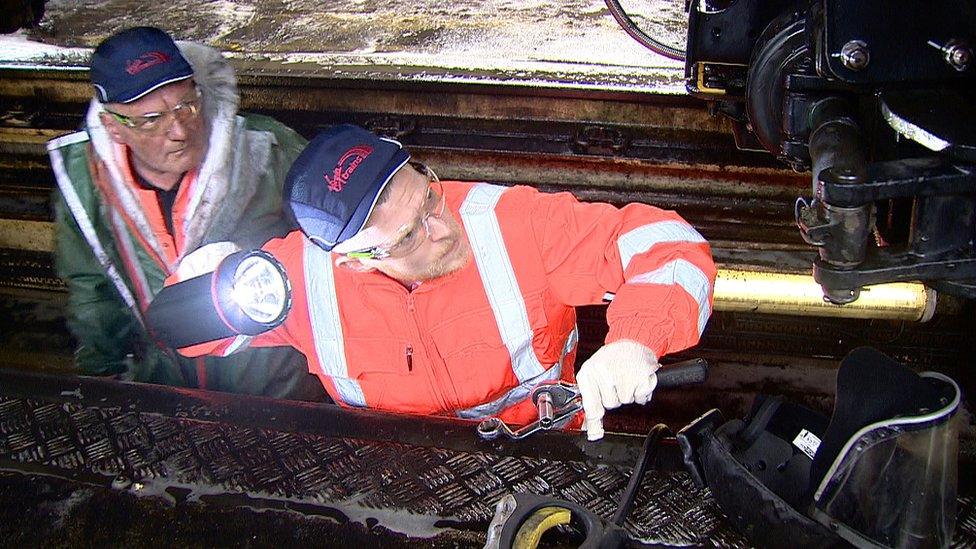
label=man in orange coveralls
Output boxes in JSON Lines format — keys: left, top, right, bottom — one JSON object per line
{"left": 174, "top": 124, "right": 716, "bottom": 440}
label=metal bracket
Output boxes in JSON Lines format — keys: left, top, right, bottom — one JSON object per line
{"left": 573, "top": 126, "right": 629, "bottom": 156}
{"left": 364, "top": 116, "right": 417, "bottom": 140}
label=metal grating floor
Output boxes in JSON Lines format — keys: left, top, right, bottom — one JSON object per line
{"left": 0, "top": 369, "right": 747, "bottom": 547}
{"left": 1, "top": 369, "right": 974, "bottom": 547}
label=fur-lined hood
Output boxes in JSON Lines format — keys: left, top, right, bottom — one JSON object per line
{"left": 84, "top": 41, "right": 273, "bottom": 271}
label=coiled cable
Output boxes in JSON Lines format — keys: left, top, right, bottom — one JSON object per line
{"left": 603, "top": 0, "right": 686, "bottom": 61}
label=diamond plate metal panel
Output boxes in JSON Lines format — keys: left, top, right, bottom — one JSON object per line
{"left": 1, "top": 385, "right": 971, "bottom": 547}
{"left": 0, "top": 392, "right": 744, "bottom": 546}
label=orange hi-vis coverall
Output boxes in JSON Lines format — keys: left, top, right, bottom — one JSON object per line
{"left": 191, "top": 182, "right": 716, "bottom": 426}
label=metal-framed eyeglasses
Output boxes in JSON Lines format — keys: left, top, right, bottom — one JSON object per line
{"left": 104, "top": 86, "right": 202, "bottom": 135}
{"left": 345, "top": 164, "right": 446, "bottom": 260}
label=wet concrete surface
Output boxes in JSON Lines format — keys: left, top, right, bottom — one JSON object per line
{"left": 6, "top": 0, "right": 687, "bottom": 92}
{"left": 28, "top": 0, "right": 684, "bottom": 62}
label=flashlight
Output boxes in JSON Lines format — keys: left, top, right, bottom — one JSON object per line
{"left": 146, "top": 250, "right": 292, "bottom": 348}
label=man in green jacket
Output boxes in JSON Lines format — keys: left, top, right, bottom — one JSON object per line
{"left": 48, "top": 26, "right": 325, "bottom": 400}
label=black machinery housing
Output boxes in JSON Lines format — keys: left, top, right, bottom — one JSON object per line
{"left": 685, "top": 0, "right": 976, "bottom": 303}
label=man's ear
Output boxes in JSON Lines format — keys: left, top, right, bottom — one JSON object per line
{"left": 98, "top": 112, "right": 127, "bottom": 144}
{"left": 334, "top": 255, "right": 376, "bottom": 273}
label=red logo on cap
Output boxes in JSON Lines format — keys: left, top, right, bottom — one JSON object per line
{"left": 125, "top": 51, "right": 171, "bottom": 75}
{"left": 325, "top": 145, "right": 373, "bottom": 192}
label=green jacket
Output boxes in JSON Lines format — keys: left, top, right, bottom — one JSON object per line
{"left": 48, "top": 42, "right": 324, "bottom": 401}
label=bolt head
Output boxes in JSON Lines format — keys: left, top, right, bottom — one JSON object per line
{"left": 841, "top": 40, "right": 870, "bottom": 71}
{"left": 947, "top": 44, "right": 972, "bottom": 71}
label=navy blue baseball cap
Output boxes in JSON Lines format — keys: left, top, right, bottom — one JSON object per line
{"left": 285, "top": 125, "right": 411, "bottom": 251}
{"left": 90, "top": 27, "right": 194, "bottom": 104}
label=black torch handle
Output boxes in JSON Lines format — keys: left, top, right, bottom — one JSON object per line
{"left": 655, "top": 358, "right": 709, "bottom": 389}
{"left": 146, "top": 272, "right": 239, "bottom": 348}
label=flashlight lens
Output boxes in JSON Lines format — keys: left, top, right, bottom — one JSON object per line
{"left": 231, "top": 255, "right": 288, "bottom": 324}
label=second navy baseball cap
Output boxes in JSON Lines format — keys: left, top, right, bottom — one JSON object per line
{"left": 285, "top": 125, "right": 411, "bottom": 251}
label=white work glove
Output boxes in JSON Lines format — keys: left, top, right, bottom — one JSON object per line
{"left": 576, "top": 339, "right": 660, "bottom": 441}
{"left": 174, "top": 241, "right": 240, "bottom": 282}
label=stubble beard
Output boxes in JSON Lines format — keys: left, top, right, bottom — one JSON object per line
{"left": 381, "top": 215, "right": 472, "bottom": 283}
{"left": 420, "top": 235, "right": 471, "bottom": 281}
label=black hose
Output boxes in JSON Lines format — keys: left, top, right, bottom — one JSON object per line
{"left": 611, "top": 423, "right": 674, "bottom": 526}
{"left": 603, "top": 0, "right": 686, "bottom": 61}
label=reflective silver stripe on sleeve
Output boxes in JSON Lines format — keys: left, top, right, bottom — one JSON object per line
{"left": 48, "top": 139, "right": 143, "bottom": 326}
{"left": 303, "top": 238, "right": 365, "bottom": 407}
{"left": 459, "top": 183, "right": 545, "bottom": 383}
{"left": 617, "top": 220, "right": 707, "bottom": 271}
{"left": 220, "top": 334, "right": 253, "bottom": 356}
{"left": 628, "top": 259, "right": 712, "bottom": 336}
{"left": 457, "top": 363, "right": 561, "bottom": 419}
{"left": 456, "top": 325, "right": 578, "bottom": 419}
{"left": 563, "top": 324, "right": 579, "bottom": 358}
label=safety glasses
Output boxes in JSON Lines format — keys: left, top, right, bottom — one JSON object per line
{"left": 104, "top": 86, "right": 202, "bottom": 135}
{"left": 345, "top": 163, "right": 446, "bottom": 260}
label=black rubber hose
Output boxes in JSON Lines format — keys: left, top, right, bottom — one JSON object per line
{"left": 611, "top": 423, "right": 674, "bottom": 526}
{"left": 603, "top": 0, "right": 686, "bottom": 61}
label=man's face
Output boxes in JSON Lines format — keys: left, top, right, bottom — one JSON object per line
{"left": 354, "top": 165, "right": 471, "bottom": 283}
{"left": 101, "top": 79, "right": 208, "bottom": 190}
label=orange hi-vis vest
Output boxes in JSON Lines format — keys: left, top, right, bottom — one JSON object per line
{"left": 91, "top": 142, "right": 199, "bottom": 309}
{"left": 205, "top": 182, "right": 716, "bottom": 426}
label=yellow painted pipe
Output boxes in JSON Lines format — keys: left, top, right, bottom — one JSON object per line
{"left": 714, "top": 268, "right": 936, "bottom": 322}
